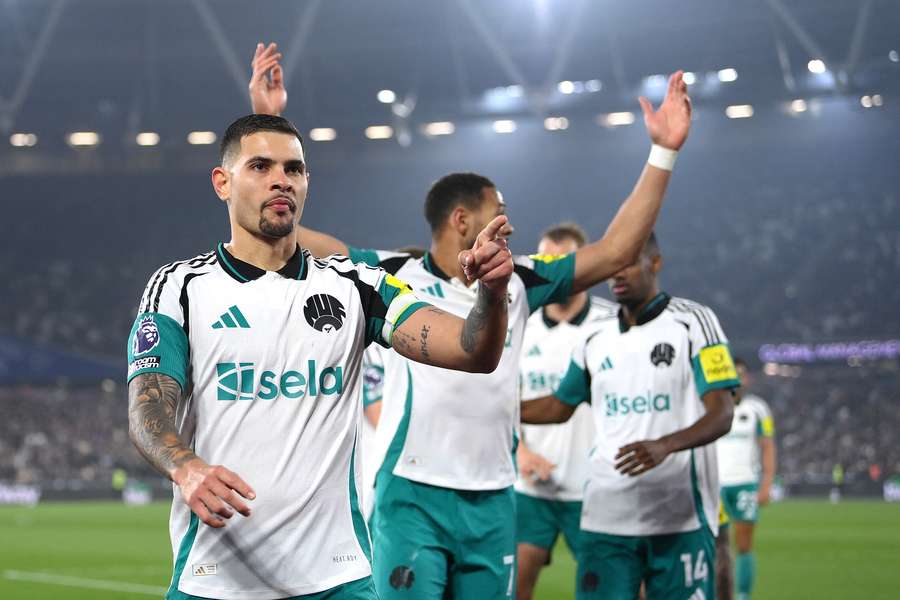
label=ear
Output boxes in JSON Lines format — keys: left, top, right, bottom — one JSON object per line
{"left": 212, "top": 166, "right": 230, "bottom": 202}
{"left": 448, "top": 205, "right": 469, "bottom": 237}
{"left": 650, "top": 254, "right": 663, "bottom": 275}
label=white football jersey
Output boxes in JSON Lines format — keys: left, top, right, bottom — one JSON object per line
{"left": 515, "top": 297, "right": 617, "bottom": 501}
{"left": 350, "top": 248, "right": 575, "bottom": 491}
{"left": 556, "top": 294, "right": 740, "bottom": 537}
{"left": 718, "top": 394, "right": 774, "bottom": 486}
{"left": 126, "top": 244, "right": 426, "bottom": 599}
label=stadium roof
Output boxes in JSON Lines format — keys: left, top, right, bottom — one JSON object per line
{"left": 0, "top": 0, "right": 897, "bottom": 156}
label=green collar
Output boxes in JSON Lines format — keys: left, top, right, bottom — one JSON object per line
{"left": 217, "top": 243, "right": 307, "bottom": 283}
{"left": 618, "top": 292, "right": 670, "bottom": 333}
{"left": 422, "top": 251, "right": 452, "bottom": 282}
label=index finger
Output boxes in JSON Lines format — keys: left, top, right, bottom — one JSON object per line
{"left": 476, "top": 215, "right": 510, "bottom": 245}
{"left": 217, "top": 468, "right": 256, "bottom": 500}
{"left": 665, "top": 70, "right": 684, "bottom": 100}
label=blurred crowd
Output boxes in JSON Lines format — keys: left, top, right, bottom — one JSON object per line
{"left": 1, "top": 361, "right": 897, "bottom": 490}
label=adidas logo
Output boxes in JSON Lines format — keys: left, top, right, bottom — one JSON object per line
{"left": 599, "top": 356, "right": 614, "bottom": 371}
{"left": 421, "top": 282, "right": 445, "bottom": 298}
{"left": 526, "top": 345, "right": 541, "bottom": 357}
{"left": 212, "top": 305, "right": 250, "bottom": 329}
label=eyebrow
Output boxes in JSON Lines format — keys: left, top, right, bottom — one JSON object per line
{"left": 247, "top": 156, "right": 306, "bottom": 171}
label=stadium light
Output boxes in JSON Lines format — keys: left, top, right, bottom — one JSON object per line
{"left": 67, "top": 131, "right": 100, "bottom": 147}
{"left": 807, "top": 59, "right": 826, "bottom": 74}
{"left": 492, "top": 120, "right": 517, "bottom": 133}
{"left": 860, "top": 95, "right": 872, "bottom": 108}
{"left": 557, "top": 80, "right": 575, "bottom": 94}
{"left": 682, "top": 72, "right": 696, "bottom": 85}
{"left": 505, "top": 85, "right": 524, "bottom": 98}
{"left": 717, "top": 68, "right": 738, "bottom": 82}
{"left": 585, "top": 79, "right": 602, "bottom": 92}
{"left": 890, "top": 50, "right": 899, "bottom": 63}
{"left": 599, "top": 112, "right": 635, "bottom": 127}
{"left": 422, "top": 121, "right": 455, "bottom": 136}
{"left": 309, "top": 128, "right": 337, "bottom": 142}
{"left": 872, "top": 94, "right": 883, "bottom": 107}
{"left": 187, "top": 131, "right": 216, "bottom": 145}
{"left": 377, "top": 89, "right": 396, "bottom": 104}
{"left": 135, "top": 132, "right": 160, "bottom": 147}
{"left": 543, "top": 117, "right": 569, "bottom": 131}
{"left": 790, "top": 99, "right": 808, "bottom": 113}
{"left": 725, "top": 104, "right": 754, "bottom": 119}
{"left": 365, "top": 125, "right": 393, "bottom": 140}
{"left": 644, "top": 74, "right": 667, "bottom": 87}
{"left": 10, "top": 133, "right": 37, "bottom": 147}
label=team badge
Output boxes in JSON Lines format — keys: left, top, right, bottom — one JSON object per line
{"left": 132, "top": 315, "right": 161, "bottom": 356}
{"left": 304, "top": 293, "right": 346, "bottom": 332}
{"left": 650, "top": 342, "right": 675, "bottom": 366}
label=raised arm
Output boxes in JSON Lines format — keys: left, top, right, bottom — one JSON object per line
{"left": 521, "top": 395, "right": 577, "bottom": 424}
{"left": 614, "top": 388, "right": 734, "bottom": 477}
{"left": 128, "top": 373, "right": 255, "bottom": 528}
{"left": 571, "top": 71, "right": 692, "bottom": 293}
{"left": 390, "top": 216, "right": 512, "bottom": 373}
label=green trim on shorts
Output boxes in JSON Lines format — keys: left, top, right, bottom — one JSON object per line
{"left": 165, "top": 513, "right": 198, "bottom": 599}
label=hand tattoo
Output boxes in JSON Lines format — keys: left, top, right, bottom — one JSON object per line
{"left": 128, "top": 372, "right": 196, "bottom": 478}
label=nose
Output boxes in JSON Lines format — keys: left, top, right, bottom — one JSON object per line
{"left": 270, "top": 170, "right": 294, "bottom": 194}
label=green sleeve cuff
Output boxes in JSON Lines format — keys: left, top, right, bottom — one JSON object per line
{"left": 126, "top": 312, "right": 188, "bottom": 390}
{"left": 522, "top": 253, "right": 576, "bottom": 313}
{"left": 349, "top": 246, "right": 381, "bottom": 267}
{"left": 555, "top": 358, "right": 590, "bottom": 406}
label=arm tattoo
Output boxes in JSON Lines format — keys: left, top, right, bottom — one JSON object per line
{"left": 127, "top": 372, "right": 196, "bottom": 478}
{"left": 461, "top": 283, "right": 503, "bottom": 354}
{"left": 419, "top": 324, "right": 431, "bottom": 359}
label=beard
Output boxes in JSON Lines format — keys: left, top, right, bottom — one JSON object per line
{"left": 258, "top": 214, "right": 295, "bottom": 238}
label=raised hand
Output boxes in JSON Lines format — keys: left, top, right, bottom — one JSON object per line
{"left": 249, "top": 42, "right": 286, "bottom": 116}
{"left": 458, "top": 215, "right": 514, "bottom": 293}
{"left": 638, "top": 71, "right": 692, "bottom": 151}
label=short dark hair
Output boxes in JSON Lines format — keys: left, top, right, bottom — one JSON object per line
{"left": 219, "top": 114, "right": 304, "bottom": 166}
{"left": 642, "top": 232, "right": 660, "bottom": 257}
{"left": 424, "top": 172, "right": 495, "bottom": 232}
{"left": 540, "top": 223, "right": 588, "bottom": 248}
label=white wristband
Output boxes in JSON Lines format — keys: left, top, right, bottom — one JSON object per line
{"left": 647, "top": 144, "right": 678, "bottom": 171}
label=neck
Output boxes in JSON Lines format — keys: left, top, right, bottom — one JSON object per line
{"left": 227, "top": 225, "right": 296, "bottom": 271}
{"left": 544, "top": 292, "right": 589, "bottom": 323}
{"left": 429, "top": 231, "right": 469, "bottom": 283}
{"left": 621, "top": 287, "right": 660, "bottom": 326}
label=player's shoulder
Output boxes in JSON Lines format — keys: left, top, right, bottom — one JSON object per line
{"left": 742, "top": 393, "right": 771, "bottom": 411}
{"left": 309, "top": 251, "right": 386, "bottom": 285}
{"left": 666, "top": 295, "right": 724, "bottom": 328}
{"left": 139, "top": 250, "right": 218, "bottom": 312}
{"left": 586, "top": 296, "right": 618, "bottom": 322}
{"left": 666, "top": 295, "right": 717, "bottom": 315}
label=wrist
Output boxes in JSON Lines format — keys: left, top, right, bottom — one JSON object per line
{"left": 170, "top": 456, "right": 202, "bottom": 485}
{"left": 647, "top": 144, "right": 678, "bottom": 171}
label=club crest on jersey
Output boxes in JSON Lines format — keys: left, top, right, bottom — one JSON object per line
{"left": 304, "top": 294, "right": 346, "bottom": 332}
{"left": 650, "top": 342, "right": 675, "bottom": 366}
{"left": 132, "top": 315, "right": 160, "bottom": 356}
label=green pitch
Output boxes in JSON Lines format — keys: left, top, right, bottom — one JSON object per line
{"left": 0, "top": 500, "right": 898, "bottom": 599}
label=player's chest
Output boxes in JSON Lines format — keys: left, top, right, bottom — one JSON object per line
{"left": 187, "top": 276, "right": 361, "bottom": 360}
{"left": 520, "top": 326, "right": 577, "bottom": 395}
{"left": 585, "top": 320, "right": 691, "bottom": 390}
{"left": 728, "top": 408, "right": 758, "bottom": 438}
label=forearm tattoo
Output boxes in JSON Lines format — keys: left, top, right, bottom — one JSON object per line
{"left": 461, "top": 283, "right": 504, "bottom": 354}
{"left": 128, "top": 373, "right": 196, "bottom": 478}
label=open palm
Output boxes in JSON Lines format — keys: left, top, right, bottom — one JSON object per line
{"left": 639, "top": 71, "right": 692, "bottom": 150}
{"left": 249, "top": 42, "right": 287, "bottom": 116}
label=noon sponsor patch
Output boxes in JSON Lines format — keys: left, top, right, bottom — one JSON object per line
{"left": 699, "top": 344, "right": 737, "bottom": 383}
{"left": 128, "top": 356, "right": 160, "bottom": 377}
{"left": 528, "top": 253, "right": 566, "bottom": 264}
